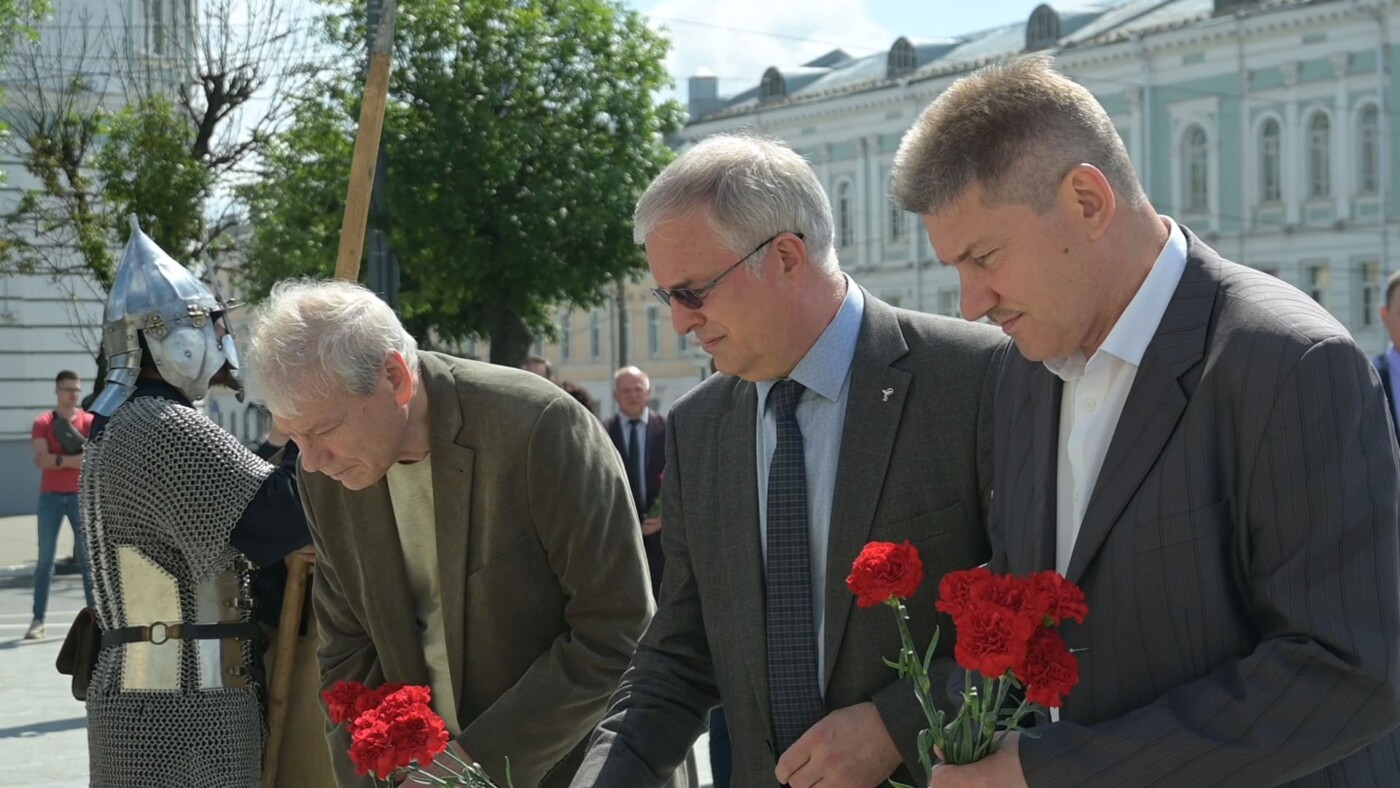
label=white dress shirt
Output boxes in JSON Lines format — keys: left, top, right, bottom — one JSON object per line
{"left": 1048, "top": 218, "right": 1188, "bottom": 577}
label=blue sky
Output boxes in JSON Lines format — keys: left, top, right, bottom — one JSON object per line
{"left": 622, "top": 0, "right": 1056, "bottom": 102}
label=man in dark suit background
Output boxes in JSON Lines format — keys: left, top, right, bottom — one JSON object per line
{"left": 604, "top": 365, "right": 667, "bottom": 597}
{"left": 573, "top": 134, "right": 1007, "bottom": 788}
{"left": 892, "top": 54, "right": 1400, "bottom": 787}
{"left": 1377, "top": 270, "right": 1400, "bottom": 442}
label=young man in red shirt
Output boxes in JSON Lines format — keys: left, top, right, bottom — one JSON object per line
{"left": 28, "top": 369, "right": 96, "bottom": 639}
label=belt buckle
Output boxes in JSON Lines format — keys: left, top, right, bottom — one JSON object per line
{"left": 147, "top": 621, "right": 171, "bottom": 645}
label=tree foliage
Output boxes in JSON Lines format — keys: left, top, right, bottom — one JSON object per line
{"left": 0, "top": 0, "right": 323, "bottom": 290}
{"left": 242, "top": 0, "right": 685, "bottom": 364}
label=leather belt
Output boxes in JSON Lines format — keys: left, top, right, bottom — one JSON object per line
{"left": 100, "top": 620, "right": 262, "bottom": 648}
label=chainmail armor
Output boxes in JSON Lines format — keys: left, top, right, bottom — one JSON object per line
{"left": 81, "top": 396, "right": 274, "bottom": 787}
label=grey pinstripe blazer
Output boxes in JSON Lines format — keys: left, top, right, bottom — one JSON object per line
{"left": 573, "top": 293, "right": 1009, "bottom": 787}
{"left": 993, "top": 228, "right": 1400, "bottom": 787}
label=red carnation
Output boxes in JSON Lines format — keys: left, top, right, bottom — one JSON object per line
{"left": 323, "top": 680, "right": 369, "bottom": 727}
{"left": 353, "top": 682, "right": 408, "bottom": 721}
{"left": 348, "top": 718, "right": 401, "bottom": 778}
{"left": 936, "top": 567, "right": 992, "bottom": 621}
{"left": 385, "top": 705, "right": 450, "bottom": 769}
{"left": 349, "top": 688, "right": 451, "bottom": 778}
{"left": 1029, "top": 571, "right": 1088, "bottom": 626}
{"left": 846, "top": 541, "right": 924, "bottom": 608}
{"left": 1016, "top": 628, "right": 1080, "bottom": 708}
{"left": 953, "top": 600, "right": 1035, "bottom": 679}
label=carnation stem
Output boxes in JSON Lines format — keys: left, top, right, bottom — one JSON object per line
{"left": 891, "top": 599, "right": 942, "bottom": 784}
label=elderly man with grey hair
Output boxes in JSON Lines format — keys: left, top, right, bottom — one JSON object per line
{"left": 892, "top": 55, "right": 1400, "bottom": 788}
{"left": 246, "top": 280, "right": 664, "bottom": 788}
{"left": 572, "top": 134, "right": 1007, "bottom": 788}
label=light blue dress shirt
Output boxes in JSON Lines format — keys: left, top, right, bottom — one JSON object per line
{"left": 756, "top": 277, "right": 865, "bottom": 694}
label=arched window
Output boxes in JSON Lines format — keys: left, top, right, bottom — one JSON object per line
{"left": 760, "top": 68, "right": 785, "bottom": 101}
{"left": 1359, "top": 104, "right": 1380, "bottom": 195}
{"left": 1308, "top": 112, "right": 1331, "bottom": 199}
{"left": 888, "top": 201, "right": 905, "bottom": 244}
{"left": 837, "top": 181, "right": 854, "bottom": 248}
{"left": 1183, "top": 125, "right": 1209, "bottom": 212}
{"left": 1260, "top": 119, "right": 1281, "bottom": 203}
{"left": 1026, "top": 5, "right": 1060, "bottom": 50}
{"left": 887, "top": 38, "right": 916, "bottom": 78}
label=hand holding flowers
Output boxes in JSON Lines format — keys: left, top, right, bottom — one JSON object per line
{"left": 323, "top": 681, "right": 512, "bottom": 787}
{"left": 845, "top": 542, "right": 1087, "bottom": 787}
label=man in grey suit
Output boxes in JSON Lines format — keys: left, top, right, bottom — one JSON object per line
{"left": 573, "top": 135, "right": 1007, "bottom": 787}
{"left": 891, "top": 54, "right": 1400, "bottom": 787}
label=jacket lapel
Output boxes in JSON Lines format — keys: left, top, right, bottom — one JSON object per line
{"left": 1066, "top": 240, "right": 1219, "bottom": 583}
{"left": 420, "top": 353, "right": 475, "bottom": 709}
{"left": 1023, "top": 367, "right": 1062, "bottom": 573}
{"left": 718, "top": 381, "right": 770, "bottom": 731}
{"left": 823, "top": 295, "right": 911, "bottom": 686}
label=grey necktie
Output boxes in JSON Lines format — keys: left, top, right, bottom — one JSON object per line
{"left": 765, "top": 379, "right": 823, "bottom": 754}
{"left": 627, "top": 419, "right": 644, "bottom": 508}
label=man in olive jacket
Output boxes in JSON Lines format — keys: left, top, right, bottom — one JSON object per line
{"left": 248, "top": 280, "right": 660, "bottom": 787}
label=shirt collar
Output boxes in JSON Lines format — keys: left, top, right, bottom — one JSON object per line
{"left": 624, "top": 408, "right": 649, "bottom": 426}
{"left": 757, "top": 275, "right": 865, "bottom": 409}
{"left": 1044, "top": 217, "right": 1188, "bottom": 381}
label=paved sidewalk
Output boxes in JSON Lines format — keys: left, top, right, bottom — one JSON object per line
{"left": 0, "top": 513, "right": 63, "bottom": 580}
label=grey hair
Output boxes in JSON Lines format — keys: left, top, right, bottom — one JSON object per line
{"left": 634, "top": 133, "right": 838, "bottom": 273}
{"left": 246, "top": 279, "right": 419, "bottom": 419}
{"left": 890, "top": 54, "right": 1145, "bottom": 217}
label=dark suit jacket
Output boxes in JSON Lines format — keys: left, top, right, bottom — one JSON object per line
{"left": 573, "top": 293, "right": 1009, "bottom": 786}
{"left": 301, "top": 352, "right": 656, "bottom": 787}
{"left": 1376, "top": 351, "right": 1400, "bottom": 443}
{"left": 604, "top": 407, "right": 668, "bottom": 596}
{"left": 991, "top": 229, "right": 1400, "bottom": 786}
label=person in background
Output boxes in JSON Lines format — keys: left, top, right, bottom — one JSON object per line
{"left": 521, "top": 354, "right": 554, "bottom": 381}
{"left": 1376, "top": 270, "right": 1400, "bottom": 443}
{"left": 602, "top": 366, "right": 667, "bottom": 598}
{"left": 27, "top": 369, "right": 96, "bottom": 639}
{"left": 560, "top": 380, "right": 599, "bottom": 416}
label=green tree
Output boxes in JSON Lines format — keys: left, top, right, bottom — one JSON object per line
{"left": 96, "top": 94, "right": 215, "bottom": 258}
{"left": 242, "top": 0, "right": 684, "bottom": 364}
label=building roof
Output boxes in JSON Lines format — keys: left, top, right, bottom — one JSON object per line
{"left": 687, "top": 0, "right": 1319, "bottom": 123}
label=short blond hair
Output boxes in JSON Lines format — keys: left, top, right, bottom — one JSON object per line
{"left": 891, "top": 54, "right": 1144, "bottom": 216}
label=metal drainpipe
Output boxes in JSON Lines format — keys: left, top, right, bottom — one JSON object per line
{"left": 1137, "top": 32, "right": 1153, "bottom": 197}
{"left": 1376, "top": 2, "right": 1391, "bottom": 286}
{"left": 1238, "top": 12, "right": 1250, "bottom": 266}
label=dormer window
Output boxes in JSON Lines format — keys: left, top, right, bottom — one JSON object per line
{"left": 887, "top": 38, "right": 917, "bottom": 79}
{"left": 1026, "top": 5, "right": 1060, "bottom": 51}
{"left": 760, "top": 68, "right": 786, "bottom": 101}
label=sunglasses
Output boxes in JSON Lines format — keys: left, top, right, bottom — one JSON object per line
{"left": 650, "top": 231, "right": 804, "bottom": 310}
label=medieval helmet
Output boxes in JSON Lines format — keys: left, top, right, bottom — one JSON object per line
{"left": 90, "top": 217, "right": 243, "bottom": 416}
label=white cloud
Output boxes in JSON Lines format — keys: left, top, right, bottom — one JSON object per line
{"left": 640, "top": 0, "right": 894, "bottom": 104}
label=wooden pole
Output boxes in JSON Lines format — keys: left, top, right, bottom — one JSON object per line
{"left": 261, "top": 3, "right": 397, "bottom": 786}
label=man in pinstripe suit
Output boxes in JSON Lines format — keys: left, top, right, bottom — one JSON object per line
{"left": 892, "top": 55, "right": 1400, "bottom": 787}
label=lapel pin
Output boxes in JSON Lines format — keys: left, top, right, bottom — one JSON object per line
{"left": 881, "top": 387, "right": 894, "bottom": 402}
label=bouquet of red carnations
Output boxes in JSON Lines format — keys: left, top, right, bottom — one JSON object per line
{"left": 846, "top": 542, "right": 1087, "bottom": 786}
{"left": 322, "top": 681, "right": 513, "bottom": 786}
